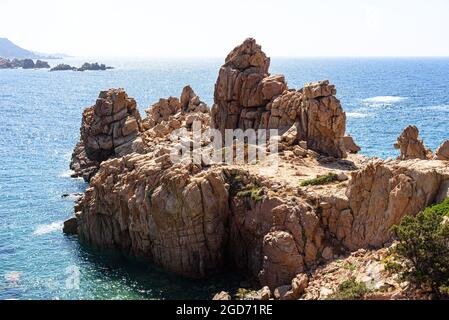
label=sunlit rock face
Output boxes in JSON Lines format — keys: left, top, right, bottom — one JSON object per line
{"left": 212, "top": 38, "right": 347, "bottom": 158}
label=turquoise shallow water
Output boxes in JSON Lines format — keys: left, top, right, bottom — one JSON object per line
{"left": 0, "top": 57, "right": 448, "bottom": 299}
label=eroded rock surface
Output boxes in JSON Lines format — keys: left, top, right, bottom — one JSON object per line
{"left": 66, "top": 39, "right": 449, "bottom": 296}
{"left": 70, "top": 89, "right": 144, "bottom": 181}
{"left": 394, "top": 125, "right": 432, "bottom": 160}
{"left": 435, "top": 140, "right": 449, "bottom": 161}
{"left": 212, "top": 38, "right": 347, "bottom": 158}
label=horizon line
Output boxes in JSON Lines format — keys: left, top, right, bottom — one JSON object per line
{"left": 60, "top": 55, "right": 449, "bottom": 59}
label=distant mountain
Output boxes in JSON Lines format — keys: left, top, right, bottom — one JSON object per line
{"left": 0, "top": 38, "right": 67, "bottom": 59}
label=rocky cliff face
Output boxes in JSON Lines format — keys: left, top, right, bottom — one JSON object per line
{"left": 436, "top": 140, "right": 449, "bottom": 161}
{"left": 70, "top": 89, "right": 144, "bottom": 181}
{"left": 211, "top": 38, "right": 347, "bottom": 158}
{"left": 66, "top": 38, "right": 449, "bottom": 296}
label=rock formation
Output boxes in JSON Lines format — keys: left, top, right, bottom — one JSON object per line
{"left": 50, "top": 64, "right": 77, "bottom": 71}
{"left": 211, "top": 38, "right": 347, "bottom": 158}
{"left": 78, "top": 62, "right": 113, "bottom": 71}
{"left": 20, "top": 59, "right": 35, "bottom": 69}
{"left": 435, "top": 140, "right": 449, "bottom": 161}
{"left": 0, "top": 57, "right": 12, "bottom": 69}
{"left": 343, "top": 135, "right": 361, "bottom": 154}
{"left": 394, "top": 125, "right": 433, "bottom": 160}
{"left": 0, "top": 57, "right": 50, "bottom": 69}
{"left": 65, "top": 39, "right": 449, "bottom": 298}
{"left": 35, "top": 60, "right": 50, "bottom": 69}
{"left": 180, "top": 85, "right": 209, "bottom": 113}
{"left": 50, "top": 62, "right": 113, "bottom": 72}
{"left": 342, "top": 159, "right": 449, "bottom": 250}
{"left": 70, "top": 89, "right": 144, "bottom": 181}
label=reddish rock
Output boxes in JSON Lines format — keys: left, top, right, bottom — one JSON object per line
{"left": 343, "top": 135, "right": 361, "bottom": 154}
{"left": 212, "top": 39, "right": 348, "bottom": 158}
{"left": 394, "top": 125, "right": 432, "bottom": 160}
{"left": 435, "top": 140, "right": 449, "bottom": 161}
{"left": 70, "top": 89, "right": 144, "bottom": 181}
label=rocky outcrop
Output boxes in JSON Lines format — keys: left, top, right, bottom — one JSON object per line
{"left": 180, "top": 85, "right": 209, "bottom": 113}
{"left": 301, "top": 247, "right": 432, "bottom": 300}
{"left": 343, "top": 135, "right": 361, "bottom": 154}
{"left": 0, "top": 57, "right": 12, "bottom": 69}
{"left": 70, "top": 89, "right": 144, "bottom": 181}
{"left": 35, "top": 60, "right": 50, "bottom": 69}
{"left": 394, "top": 125, "right": 432, "bottom": 160}
{"left": 0, "top": 58, "right": 49, "bottom": 69}
{"left": 75, "top": 155, "right": 325, "bottom": 287}
{"left": 66, "top": 39, "right": 449, "bottom": 296}
{"left": 50, "top": 64, "right": 77, "bottom": 71}
{"left": 50, "top": 62, "right": 113, "bottom": 72}
{"left": 212, "top": 38, "right": 347, "bottom": 158}
{"left": 435, "top": 140, "right": 449, "bottom": 161}
{"left": 340, "top": 160, "right": 449, "bottom": 250}
{"left": 141, "top": 86, "right": 210, "bottom": 143}
{"left": 78, "top": 62, "right": 113, "bottom": 71}
{"left": 63, "top": 217, "right": 78, "bottom": 235}
{"left": 21, "top": 59, "right": 35, "bottom": 69}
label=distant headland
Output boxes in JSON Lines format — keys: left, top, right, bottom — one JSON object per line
{"left": 0, "top": 37, "right": 68, "bottom": 59}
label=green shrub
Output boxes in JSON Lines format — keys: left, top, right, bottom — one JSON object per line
{"left": 423, "top": 197, "right": 449, "bottom": 216}
{"left": 236, "top": 187, "right": 264, "bottom": 202}
{"left": 343, "top": 263, "right": 357, "bottom": 271}
{"left": 300, "top": 173, "right": 339, "bottom": 187}
{"left": 392, "top": 198, "right": 449, "bottom": 296}
{"left": 327, "top": 278, "right": 369, "bottom": 300}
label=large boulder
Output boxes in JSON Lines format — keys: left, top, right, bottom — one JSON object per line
{"left": 211, "top": 38, "right": 284, "bottom": 133}
{"left": 77, "top": 62, "right": 113, "bottom": 71}
{"left": 180, "top": 85, "right": 209, "bottom": 113}
{"left": 70, "top": 89, "right": 144, "bottom": 181}
{"left": 50, "top": 64, "right": 77, "bottom": 71}
{"left": 21, "top": 59, "right": 35, "bottom": 69}
{"left": 435, "top": 140, "right": 449, "bottom": 161}
{"left": 211, "top": 39, "right": 348, "bottom": 158}
{"left": 343, "top": 135, "right": 361, "bottom": 154}
{"left": 342, "top": 160, "right": 448, "bottom": 250}
{"left": 35, "top": 60, "right": 50, "bottom": 69}
{"left": 0, "top": 58, "right": 12, "bottom": 69}
{"left": 394, "top": 125, "right": 432, "bottom": 160}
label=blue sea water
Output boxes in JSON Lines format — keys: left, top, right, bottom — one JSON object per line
{"left": 0, "top": 57, "right": 448, "bottom": 300}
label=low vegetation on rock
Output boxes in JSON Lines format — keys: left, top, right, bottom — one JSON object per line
{"left": 392, "top": 198, "right": 449, "bottom": 297}
{"left": 327, "top": 278, "right": 370, "bottom": 300}
{"left": 300, "top": 172, "right": 339, "bottom": 186}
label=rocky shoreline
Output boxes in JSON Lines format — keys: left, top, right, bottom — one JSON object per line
{"left": 64, "top": 38, "right": 449, "bottom": 300}
{"left": 0, "top": 57, "right": 113, "bottom": 72}
{"left": 0, "top": 57, "right": 50, "bottom": 69}
{"left": 50, "top": 62, "right": 113, "bottom": 72}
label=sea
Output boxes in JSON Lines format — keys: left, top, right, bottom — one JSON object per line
{"left": 0, "top": 57, "right": 448, "bottom": 299}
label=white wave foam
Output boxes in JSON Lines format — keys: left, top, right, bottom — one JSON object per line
{"left": 4, "top": 271, "right": 22, "bottom": 283}
{"left": 347, "top": 112, "right": 369, "bottom": 118}
{"left": 58, "top": 170, "right": 74, "bottom": 178}
{"left": 33, "top": 222, "right": 63, "bottom": 236}
{"left": 426, "top": 104, "right": 449, "bottom": 112}
{"left": 362, "top": 96, "right": 406, "bottom": 104}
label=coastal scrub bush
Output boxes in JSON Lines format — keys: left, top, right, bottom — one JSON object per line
{"left": 327, "top": 278, "right": 370, "bottom": 300}
{"left": 236, "top": 186, "right": 264, "bottom": 202}
{"left": 300, "top": 173, "right": 339, "bottom": 187}
{"left": 392, "top": 198, "right": 449, "bottom": 296}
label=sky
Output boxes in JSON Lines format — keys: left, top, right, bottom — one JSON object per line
{"left": 1, "top": 0, "right": 449, "bottom": 58}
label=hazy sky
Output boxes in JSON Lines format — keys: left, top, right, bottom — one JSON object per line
{"left": 1, "top": 0, "right": 449, "bottom": 57}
